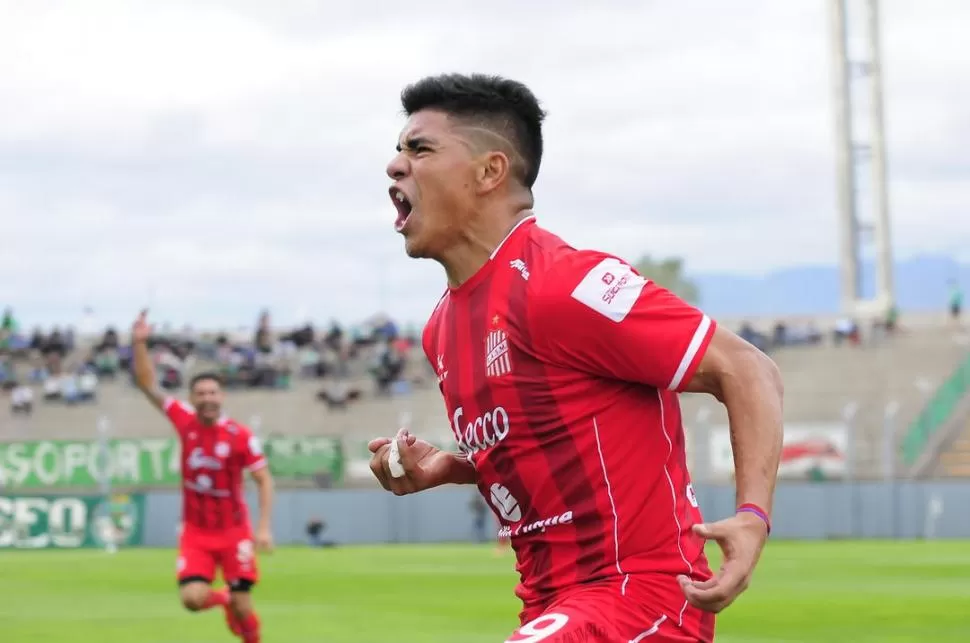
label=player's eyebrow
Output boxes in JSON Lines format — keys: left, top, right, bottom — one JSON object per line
{"left": 396, "top": 136, "right": 436, "bottom": 153}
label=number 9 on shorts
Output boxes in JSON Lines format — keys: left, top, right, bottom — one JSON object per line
{"left": 505, "top": 613, "right": 570, "bottom": 643}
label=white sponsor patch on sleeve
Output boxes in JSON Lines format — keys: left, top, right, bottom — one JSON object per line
{"left": 248, "top": 435, "right": 263, "bottom": 456}
{"left": 570, "top": 258, "right": 647, "bottom": 322}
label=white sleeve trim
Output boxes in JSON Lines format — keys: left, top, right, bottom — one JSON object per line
{"left": 164, "top": 398, "right": 196, "bottom": 413}
{"left": 667, "top": 315, "right": 713, "bottom": 391}
{"left": 246, "top": 458, "right": 268, "bottom": 472}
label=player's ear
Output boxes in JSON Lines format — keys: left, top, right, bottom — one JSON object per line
{"left": 475, "top": 150, "right": 510, "bottom": 195}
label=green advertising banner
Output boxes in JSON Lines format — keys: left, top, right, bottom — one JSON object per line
{"left": 0, "top": 436, "right": 344, "bottom": 490}
{"left": 261, "top": 435, "right": 344, "bottom": 484}
{"left": 0, "top": 493, "right": 145, "bottom": 549}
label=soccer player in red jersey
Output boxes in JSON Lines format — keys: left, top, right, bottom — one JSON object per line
{"left": 369, "top": 74, "right": 784, "bottom": 642}
{"left": 132, "top": 311, "right": 274, "bottom": 643}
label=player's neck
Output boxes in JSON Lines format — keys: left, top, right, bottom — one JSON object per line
{"left": 442, "top": 208, "right": 532, "bottom": 288}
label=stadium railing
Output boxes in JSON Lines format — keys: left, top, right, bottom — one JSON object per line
{"left": 900, "top": 352, "right": 970, "bottom": 467}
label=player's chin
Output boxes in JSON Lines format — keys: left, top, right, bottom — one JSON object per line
{"left": 198, "top": 409, "right": 220, "bottom": 423}
{"left": 402, "top": 232, "right": 432, "bottom": 259}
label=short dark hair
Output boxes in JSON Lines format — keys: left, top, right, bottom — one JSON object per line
{"left": 189, "top": 372, "right": 223, "bottom": 391}
{"left": 400, "top": 73, "right": 547, "bottom": 189}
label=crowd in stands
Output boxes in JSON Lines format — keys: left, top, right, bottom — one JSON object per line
{"left": 1, "top": 308, "right": 106, "bottom": 415}
{"left": 738, "top": 319, "right": 825, "bottom": 353}
{"left": 737, "top": 304, "right": 908, "bottom": 354}
{"left": 4, "top": 286, "right": 961, "bottom": 420}
{"left": 1, "top": 306, "right": 422, "bottom": 418}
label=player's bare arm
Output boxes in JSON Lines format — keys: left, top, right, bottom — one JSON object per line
{"left": 249, "top": 466, "right": 275, "bottom": 552}
{"left": 368, "top": 430, "right": 477, "bottom": 496}
{"left": 686, "top": 326, "right": 784, "bottom": 513}
{"left": 131, "top": 309, "right": 166, "bottom": 411}
{"left": 679, "top": 325, "right": 784, "bottom": 614}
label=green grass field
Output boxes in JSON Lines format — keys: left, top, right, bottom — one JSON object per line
{"left": 2, "top": 540, "right": 968, "bottom": 642}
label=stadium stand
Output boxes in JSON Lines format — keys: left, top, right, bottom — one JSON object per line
{"left": 935, "top": 420, "right": 970, "bottom": 477}
{"left": 1, "top": 308, "right": 967, "bottom": 486}
{"left": 916, "top": 352, "right": 970, "bottom": 477}
{"left": 682, "top": 314, "right": 969, "bottom": 480}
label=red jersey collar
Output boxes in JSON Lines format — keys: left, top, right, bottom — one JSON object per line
{"left": 450, "top": 214, "right": 536, "bottom": 295}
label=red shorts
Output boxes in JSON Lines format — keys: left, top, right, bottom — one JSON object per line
{"left": 507, "top": 575, "right": 715, "bottom": 643}
{"left": 177, "top": 525, "right": 259, "bottom": 589}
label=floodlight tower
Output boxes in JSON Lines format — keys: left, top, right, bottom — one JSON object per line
{"left": 829, "top": 0, "right": 894, "bottom": 318}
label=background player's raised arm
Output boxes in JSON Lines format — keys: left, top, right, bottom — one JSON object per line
{"left": 131, "top": 310, "right": 166, "bottom": 412}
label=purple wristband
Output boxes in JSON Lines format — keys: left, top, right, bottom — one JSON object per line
{"left": 737, "top": 503, "right": 771, "bottom": 535}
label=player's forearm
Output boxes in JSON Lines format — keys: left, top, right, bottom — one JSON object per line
{"left": 255, "top": 474, "right": 274, "bottom": 531}
{"left": 720, "top": 351, "right": 784, "bottom": 515}
{"left": 443, "top": 453, "right": 478, "bottom": 486}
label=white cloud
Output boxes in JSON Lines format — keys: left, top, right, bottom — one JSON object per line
{"left": 0, "top": 0, "right": 967, "bottom": 329}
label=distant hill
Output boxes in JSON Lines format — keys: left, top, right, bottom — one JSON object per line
{"left": 693, "top": 254, "right": 967, "bottom": 318}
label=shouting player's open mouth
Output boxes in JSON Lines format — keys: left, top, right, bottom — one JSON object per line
{"left": 390, "top": 187, "right": 414, "bottom": 232}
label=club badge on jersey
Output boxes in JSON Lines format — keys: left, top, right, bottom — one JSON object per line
{"left": 486, "top": 320, "right": 513, "bottom": 379}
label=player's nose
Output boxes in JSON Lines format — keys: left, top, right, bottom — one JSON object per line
{"left": 386, "top": 152, "right": 409, "bottom": 180}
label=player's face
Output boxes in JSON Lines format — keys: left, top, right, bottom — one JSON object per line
{"left": 189, "top": 379, "right": 223, "bottom": 424}
{"left": 386, "top": 110, "right": 479, "bottom": 259}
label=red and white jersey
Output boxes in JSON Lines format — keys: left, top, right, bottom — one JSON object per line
{"left": 423, "top": 216, "right": 716, "bottom": 612}
{"left": 163, "top": 398, "right": 267, "bottom": 533}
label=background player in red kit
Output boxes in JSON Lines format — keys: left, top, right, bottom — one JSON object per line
{"left": 369, "top": 74, "right": 784, "bottom": 642}
{"left": 133, "top": 311, "right": 274, "bottom": 643}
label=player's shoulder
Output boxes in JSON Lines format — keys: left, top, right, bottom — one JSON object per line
{"left": 222, "top": 417, "right": 253, "bottom": 437}
{"left": 527, "top": 239, "right": 637, "bottom": 300}
{"left": 165, "top": 397, "right": 196, "bottom": 413}
{"left": 525, "top": 243, "right": 651, "bottom": 330}
{"left": 222, "top": 418, "right": 264, "bottom": 452}
{"left": 164, "top": 398, "right": 199, "bottom": 428}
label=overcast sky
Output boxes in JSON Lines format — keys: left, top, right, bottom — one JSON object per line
{"left": 1, "top": 0, "right": 967, "bottom": 331}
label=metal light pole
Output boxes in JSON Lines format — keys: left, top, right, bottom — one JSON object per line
{"left": 828, "top": 0, "right": 895, "bottom": 318}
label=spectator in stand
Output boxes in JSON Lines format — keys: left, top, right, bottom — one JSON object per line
{"left": 950, "top": 280, "right": 963, "bottom": 325}
{"left": 29, "top": 327, "right": 45, "bottom": 353}
{"left": 92, "top": 327, "right": 121, "bottom": 378}
{"left": 370, "top": 335, "right": 406, "bottom": 395}
{"left": 154, "top": 341, "right": 186, "bottom": 390}
{"left": 0, "top": 308, "right": 17, "bottom": 349}
{"left": 0, "top": 350, "right": 16, "bottom": 390}
{"left": 61, "top": 366, "right": 98, "bottom": 405}
{"left": 41, "top": 327, "right": 68, "bottom": 375}
{"left": 42, "top": 372, "right": 62, "bottom": 401}
{"left": 324, "top": 321, "right": 344, "bottom": 352}
{"left": 255, "top": 309, "right": 274, "bottom": 354}
{"left": 833, "top": 317, "right": 860, "bottom": 346}
{"left": 10, "top": 383, "right": 33, "bottom": 415}
{"left": 773, "top": 320, "right": 822, "bottom": 347}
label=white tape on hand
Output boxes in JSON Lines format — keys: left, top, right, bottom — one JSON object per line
{"left": 388, "top": 438, "right": 405, "bottom": 479}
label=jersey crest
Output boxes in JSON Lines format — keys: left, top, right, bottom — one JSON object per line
{"left": 485, "top": 327, "right": 512, "bottom": 378}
